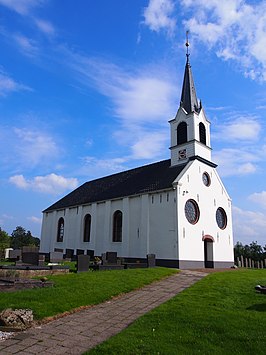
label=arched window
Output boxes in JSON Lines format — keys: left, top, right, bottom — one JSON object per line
{"left": 57, "top": 217, "right": 64, "bottom": 242}
{"left": 199, "top": 122, "right": 206, "bottom": 145}
{"left": 83, "top": 214, "right": 91, "bottom": 242}
{"left": 177, "top": 122, "right": 187, "bottom": 145}
{"left": 113, "top": 210, "right": 122, "bottom": 242}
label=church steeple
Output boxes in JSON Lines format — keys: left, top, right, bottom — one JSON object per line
{"left": 169, "top": 34, "right": 212, "bottom": 167}
{"left": 180, "top": 34, "right": 201, "bottom": 114}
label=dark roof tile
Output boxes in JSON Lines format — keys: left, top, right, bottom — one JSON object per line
{"left": 44, "top": 159, "right": 186, "bottom": 212}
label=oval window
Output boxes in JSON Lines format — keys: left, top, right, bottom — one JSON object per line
{"left": 202, "top": 172, "right": 211, "bottom": 186}
{"left": 185, "top": 199, "right": 200, "bottom": 224}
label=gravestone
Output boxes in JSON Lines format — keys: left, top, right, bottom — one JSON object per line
{"left": 76, "top": 249, "right": 84, "bottom": 255}
{"left": 49, "top": 252, "right": 64, "bottom": 263}
{"left": 77, "top": 255, "right": 90, "bottom": 272}
{"left": 147, "top": 254, "right": 156, "bottom": 268}
{"left": 65, "top": 249, "right": 74, "bottom": 259}
{"left": 101, "top": 253, "right": 107, "bottom": 265}
{"left": 38, "top": 254, "right": 46, "bottom": 266}
{"left": 106, "top": 252, "right": 117, "bottom": 264}
{"left": 9, "top": 249, "right": 21, "bottom": 262}
{"left": 87, "top": 249, "right": 95, "bottom": 258}
{"left": 22, "top": 252, "right": 39, "bottom": 265}
{"left": 22, "top": 246, "right": 39, "bottom": 253}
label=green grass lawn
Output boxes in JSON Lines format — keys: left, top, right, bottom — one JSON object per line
{"left": 88, "top": 269, "right": 266, "bottom": 355}
{"left": 0, "top": 267, "right": 177, "bottom": 320}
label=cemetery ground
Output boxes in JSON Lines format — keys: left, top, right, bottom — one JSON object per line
{"left": 0, "top": 267, "right": 177, "bottom": 319}
{"left": 87, "top": 269, "right": 266, "bottom": 355}
{"left": 0, "top": 268, "right": 265, "bottom": 354}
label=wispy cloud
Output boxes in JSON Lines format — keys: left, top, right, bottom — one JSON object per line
{"left": 27, "top": 216, "right": 42, "bottom": 224}
{"left": 79, "top": 157, "right": 127, "bottom": 179}
{"left": 0, "top": 125, "right": 61, "bottom": 172}
{"left": 0, "top": 0, "right": 44, "bottom": 15}
{"left": 213, "top": 115, "right": 261, "bottom": 142}
{"left": 13, "top": 33, "right": 39, "bottom": 57}
{"left": 233, "top": 206, "right": 266, "bottom": 245}
{"left": 9, "top": 173, "right": 78, "bottom": 195}
{"left": 14, "top": 127, "right": 60, "bottom": 167}
{"left": 143, "top": 0, "right": 176, "bottom": 36}
{"left": 249, "top": 191, "right": 266, "bottom": 209}
{"left": 181, "top": 0, "right": 266, "bottom": 80}
{"left": 213, "top": 148, "right": 258, "bottom": 177}
{"left": 67, "top": 54, "right": 177, "bottom": 124}
{"left": 34, "top": 18, "right": 55, "bottom": 36}
{"left": 0, "top": 70, "right": 31, "bottom": 96}
{"left": 60, "top": 48, "right": 177, "bottom": 163}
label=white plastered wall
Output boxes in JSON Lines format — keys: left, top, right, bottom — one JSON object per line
{"left": 175, "top": 160, "right": 234, "bottom": 264}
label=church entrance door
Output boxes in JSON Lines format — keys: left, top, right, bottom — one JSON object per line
{"left": 203, "top": 237, "right": 214, "bottom": 268}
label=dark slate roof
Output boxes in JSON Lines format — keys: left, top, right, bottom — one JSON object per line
{"left": 180, "top": 56, "right": 201, "bottom": 114}
{"left": 44, "top": 159, "right": 187, "bottom": 212}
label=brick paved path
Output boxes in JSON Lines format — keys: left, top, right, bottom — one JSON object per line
{"left": 0, "top": 270, "right": 207, "bottom": 354}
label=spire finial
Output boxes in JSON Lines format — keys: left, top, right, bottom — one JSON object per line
{"left": 185, "top": 30, "right": 190, "bottom": 61}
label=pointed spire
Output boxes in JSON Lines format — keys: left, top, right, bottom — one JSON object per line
{"left": 180, "top": 32, "right": 200, "bottom": 114}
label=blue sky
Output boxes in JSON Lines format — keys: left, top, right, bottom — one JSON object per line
{"left": 0, "top": 0, "right": 266, "bottom": 246}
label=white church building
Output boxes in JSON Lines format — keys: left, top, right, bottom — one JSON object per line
{"left": 40, "top": 52, "right": 234, "bottom": 269}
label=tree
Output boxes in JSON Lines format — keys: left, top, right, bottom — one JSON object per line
{"left": 234, "top": 241, "right": 265, "bottom": 262}
{"left": 10, "top": 226, "right": 40, "bottom": 249}
{"left": 0, "top": 227, "right": 11, "bottom": 259}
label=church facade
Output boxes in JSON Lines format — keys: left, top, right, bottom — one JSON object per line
{"left": 40, "top": 54, "right": 234, "bottom": 269}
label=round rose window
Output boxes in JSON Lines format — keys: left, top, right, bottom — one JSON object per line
{"left": 185, "top": 199, "right": 200, "bottom": 224}
{"left": 216, "top": 207, "right": 227, "bottom": 229}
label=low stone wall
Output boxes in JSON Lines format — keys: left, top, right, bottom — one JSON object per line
{"left": 0, "top": 268, "right": 69, "bottom": 278}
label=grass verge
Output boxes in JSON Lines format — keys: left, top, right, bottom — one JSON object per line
{"left": 88, "top": 269, "right": 266, "bottom": 355}
{"left": 0, "top": 267, "right": 177, "bottom": 320}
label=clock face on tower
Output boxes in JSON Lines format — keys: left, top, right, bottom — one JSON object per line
{"left": 178, "top": 149, "right": 187, "bottom": 160}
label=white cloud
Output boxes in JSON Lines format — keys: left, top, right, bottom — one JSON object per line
{"left": 249, "top": 191, "right": 266, "bottom": 209}
{"left": 13, "top": 33, "right": 39, "bottom": 57}
{"left": 80, "top": 157, "right": 127, "bottom": 179}
{"left": 0, "top": 0, "right": 43, "bottom": 15}
{"left": 213, "top": 148, "right": 258, "bottom": 177}
{"left": 213, "top": 116, "right": 261, "bottom": 142}
{"left": 34, "top": 18, "right": 55, "bottom": 36}
{"left": 68, "top": 54, "right": 176, "bottom": 124}
{"left": 233, "top": 206, "right": 266, "bottom": 245}
{"left": 9, "top": 173, "right": 78, "bottom": 195}
{"left": 14, "top": 127, "right": 60, "bottom": 167}
{"left": 27, "top": 216, "right": 42, "bottom": 224}
{"left": 0, "top": 71, "right": 31, "bottom": 96}
{"left": 181, "top": 0, "right": 266, "bottom": 80}
{"left": 130, "top": 131, "right": 168, "bottom": 159}
{"left": 143, "top": 0, "right": 176, "bottom": 35}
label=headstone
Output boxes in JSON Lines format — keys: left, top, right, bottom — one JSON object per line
{"left": 65, "top": 249, "right": 74, "bottom": 259}
{"left": 9, "top": 249, "right": 22, "bottom": 261}
{"left": 22, "top": 246, "right": 39, "bottom": 253}
{"left": 147, "top": 254, "right": 156, "bottom": 268}
{"left": 76, "top": 249, "right": 84, "bottom": 255}
{"left": 38, "top": 254, "right": 46, "bottom": 266}
{"left": 87, "top": 249, "right": 95, "bottom": 258}
{"left": 22, "top": 252, "right": 39, "bottom": 265}
{"left": 77, "top": 255, "right": 90, "bottom": 272}
{"left": 4, "top": 248, "right": 13, "bottom": 259}
{"left": 101, "top": 253, "right": 107, "bottom": 265}
{"left": 49, "top": 252, "right": 64, "bottom": 263}
{"left": 106, "top": 252, "right": 117, "bottom": 264}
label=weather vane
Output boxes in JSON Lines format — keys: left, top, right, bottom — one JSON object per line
{"left": 185, "top": 30, "right": 190, "bottom": 58}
